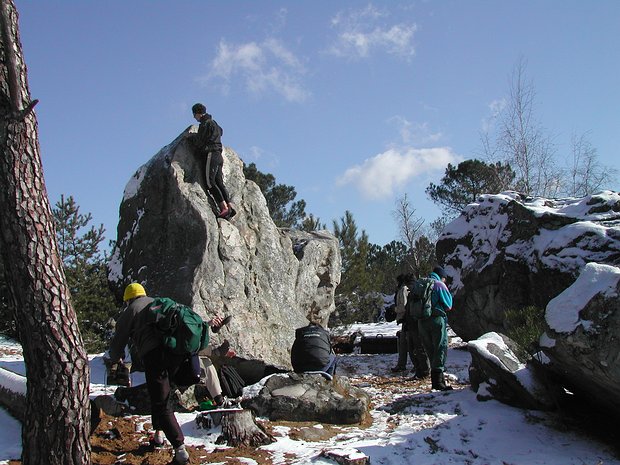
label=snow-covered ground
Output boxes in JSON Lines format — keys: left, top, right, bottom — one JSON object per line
{"left": 0, "top": 327, "right": 618, "bottom": 465}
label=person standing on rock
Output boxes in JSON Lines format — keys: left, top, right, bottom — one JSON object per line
{"left": 104, "top": 283, "right": 228, "bottom": 464}
{"left": 418, "top": 266, "right": 454, "bottom": 391}
{"left": 188, "top": 102, "right": 236, "bottom": 219}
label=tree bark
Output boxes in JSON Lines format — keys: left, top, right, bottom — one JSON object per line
{"left": 0, "top": 1, "right": 91, "bottom": 464}
{"left": 219, "top": 410, "right": 274, "bottom": 447}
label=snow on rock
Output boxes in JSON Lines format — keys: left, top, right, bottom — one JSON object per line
{"left": 545, "top": 262, "right": 620, "bottom": 333}
{"left": 468, "top": 332, "right": 557, "bottom": 410}
{"left": 437, "top": 190, "right": 620, "bottom": 417}
{"left": 436, "top": 190, "right": 620, "bottom": 342}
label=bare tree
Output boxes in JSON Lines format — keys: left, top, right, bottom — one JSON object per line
{"left": 393, "top": 194, "right": 431, "bottom": 275}
{"left": 0, "top": 1, "right": 91, "bottom": 463}
{"left": 566, "top": 131, "right": 617, "bottom": 197}
{"left": 482, "top": 58, "right": 561, "bottom": 197}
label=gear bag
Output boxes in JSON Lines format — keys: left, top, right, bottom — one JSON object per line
{"left": 147, "top": 297, "right": 210, "bottom": 355}
{"left": 406, "top": 277, "right": 435, "bottom": 321}
{"left": 218, "top": 365, "right": 245, "bottom": 398}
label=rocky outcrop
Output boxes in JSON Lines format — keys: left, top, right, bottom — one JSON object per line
{"left": 241, "top": 372, "right": 370, "bottom": 424}
{"left": 540, "top": 263, "right": 620, "bottom": 415}
{"left": 107, "top": 129, "right": 341, "bottom": 368}
{"left": 437, "top": 191, "right": 620, "bottom": 415}
{"left": 437, "top": 191, "right": 620, "bottom": 341}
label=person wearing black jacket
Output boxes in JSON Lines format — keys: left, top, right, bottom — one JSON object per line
{"left": 188, "top": 103, "right": 235, "bottom": 219}
{"left": 291, "top": 321, "right": 337, "bottom": 375}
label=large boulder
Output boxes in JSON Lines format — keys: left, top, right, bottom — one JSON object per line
{"left": 540, "top": 263, "right": 620, "bottom": 415}
{"left": 437, "top": 191, "right": 620, "bottom": 341}
{"left": 107, "top": 129, "right": 341, "bottom": 368}
{"left": 437, "top": 191, "right": 620, "bottom": 416}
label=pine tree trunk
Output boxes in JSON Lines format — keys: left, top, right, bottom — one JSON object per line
{"left": 0, "top": 1, "right": 91, "bottom": 464}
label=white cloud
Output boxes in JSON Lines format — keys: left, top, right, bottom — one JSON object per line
{"left": 245, "top": 145, "right": 280, "bottom": 168}
{"left": 328, "top": 5, "right": 417, "bottom": 60}
{"left": 337, "top": 147, "right": 459, "bottom": 200}
{"left": 390, "top": 116, "right": 442, "bottom": 145}
{"left": 481, "top": 98, "right": 507, "bottom": 132}
{"left": 205, "top": 38, "right": 309, "bottom": 103}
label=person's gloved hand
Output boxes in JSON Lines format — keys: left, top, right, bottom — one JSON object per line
{"left": 209, "top": 315, "right": 232, "bottom": 333}
{"left": 209, "top": 316, "right": 224, "bottom": 328}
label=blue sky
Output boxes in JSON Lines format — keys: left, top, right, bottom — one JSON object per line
{"left": 15, "top": 1, "right": 620, "bottom": 249}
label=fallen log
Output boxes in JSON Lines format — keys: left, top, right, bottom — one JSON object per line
{"left": 0, "top": 366, "right": 26, "bottom": 421}
{"left": 0, "top": 367, "right": 103, "bottom": 434}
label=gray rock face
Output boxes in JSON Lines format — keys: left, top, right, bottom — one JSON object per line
{"left": 540, "top": 263, "right": 620, "bottom": 415}
{"left": 107, "top": 129, "right": 341, "bottom": 368}
{"left": 437, "top": 191, "right": 620, "bottom": 415}
{"left": 468, "top": 332, "right": 558, "bottom": 410}
{"left": 241, "top": 372, "right": 370, "bottom": 424}
{"left": 437, "top": 191, "right": 620, "bottom": 341}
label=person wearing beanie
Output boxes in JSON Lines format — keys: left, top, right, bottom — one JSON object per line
{"left": 418, "top": 266, "right": 454, "bottom": 391}
{"left": 106, "top": 283, "right": 229, "bottom": 464}
{"left": 188, "top": 102, "right": 236, "bottom": 220}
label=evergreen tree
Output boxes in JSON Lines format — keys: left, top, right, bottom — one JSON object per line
{"left": 331, "top": 211, "right": 385, "bottom": 325}
{"left": 301, "top": 214, "right": 326, "bottom": 232}
{"left": 243, "top": 162, "right": 307, "bottom": 228}
{"left": 426, "top": 159, "right": 515, "bottom": 217}
{"left": 52, "top": 195, "right": 117, "bottom": 352}
{"left": 333, "top": 211, "right": 374, "bottom": 294}
{"left": 367, "top": 240, "right": 409, "bottom": 294}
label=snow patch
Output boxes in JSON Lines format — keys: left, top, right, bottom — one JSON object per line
{"left": 546, "top": 262, "right": 620, "bottom": 333}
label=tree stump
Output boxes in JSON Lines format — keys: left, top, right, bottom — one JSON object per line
{"left": 218, "top": 410, "right": 275, "bottom": 447}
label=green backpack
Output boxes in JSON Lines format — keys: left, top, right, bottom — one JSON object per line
{"left": 147, "top": 297, "right": 210, "bottom": 355}
{"left": 406, "top": 277, "right": 435, "bottom": 321}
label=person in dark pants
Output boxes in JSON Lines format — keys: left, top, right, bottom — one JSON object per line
{"left": 418, "top": 266, "right": 454, "bottom": 391}
{"left": 391, "top": 273, "right": 417, "bottom": 373}
{"left": 105, "top": 283, "right": 226, "bottom": 464}
{"left": 291, "top": 320, "right": 337, "bottom": 376}
{"left": 188, "top": 103, "right": 235, "bottom": 219}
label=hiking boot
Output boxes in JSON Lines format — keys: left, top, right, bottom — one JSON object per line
{"left": 212, "top": 315, "right": 232, "bottom": 333}
{"left": 148, "top": 430, "right": 164, "bottom": 448}
{"left": 431, "top": 371, "right": 453, "bottom": 391}
{"left": 411, "top": 370, "right": 430, "bottom": 380}
{"left": 390, "top": 366, "right": 406, "bottom": 373}
{"left": 212, "top": 340, "right": 230, "bottom": 357}
{"left": 173, "top": 444, "right": 190, "bottom": 465}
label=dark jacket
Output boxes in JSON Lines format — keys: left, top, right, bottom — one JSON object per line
{"left": 291, "top": 323, "right": 332, "bottom": 372}
{"left": 108, "top": 295, "right": 161, "bottom": 361}
{"left": 190, "top": 113, "right": 223, "bottom": 154}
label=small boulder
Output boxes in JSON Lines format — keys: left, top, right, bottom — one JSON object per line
{"left": 241, "top": 372, "right": 370, "bottom": 424}
{"left": 468, "top": 332, "right": 559, "bottom": 410}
